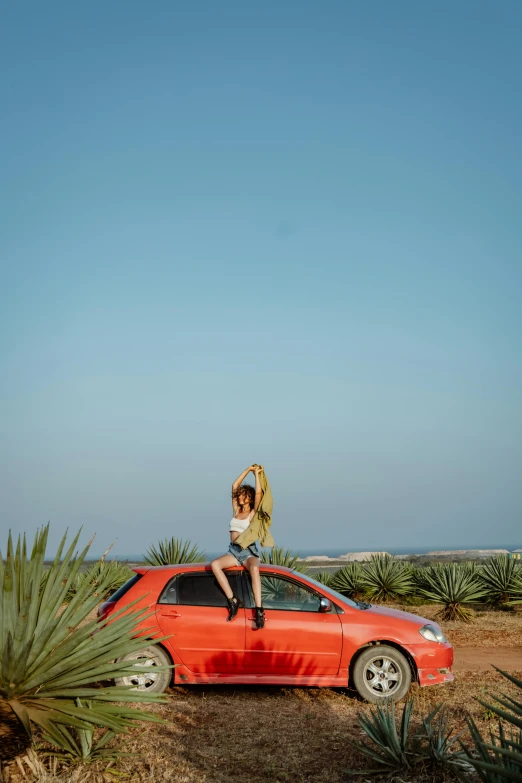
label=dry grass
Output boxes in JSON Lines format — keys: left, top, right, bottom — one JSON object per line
{"left": 396, "top": 603, "right": 522, "bottom": 646}
{"left": 2, "top": 607, "right": 521, "bottom": 783}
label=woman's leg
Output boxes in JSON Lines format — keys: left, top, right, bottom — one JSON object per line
{"left": 211, "top": 554, "right": 238, "bottom": 600}
{"left": 244, "top": 556, "right": 262, "bottom": 607}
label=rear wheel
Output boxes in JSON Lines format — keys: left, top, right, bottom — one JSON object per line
{"left": 114, "top": 644, "right": 172, "bottom": 693}
{"left": 352, "top": 645, "right": 411, "bottom": 703}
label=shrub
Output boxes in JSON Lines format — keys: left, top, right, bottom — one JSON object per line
{"left": 465, "top": 668, "right": 522, "bottom": 780}
{"left": 260, "top": 546, "right": 308, "bottom": 573}
{"left": 416, "top": 563, "right": 488, "bottom": 622}
{"left": 360, "top": 555, "right": 415, "bottom": 603}
{"left": 64, "top": 560, "right": 134, "bottom": 604}
{"left": 478, "top": 555, "right": 522, "bottom": 607}
{"left": 347, "top": 697, "right": 471, "bottom": 777}
{"left": 312, "top": 570, "right": 334, "bottom": 588}
{"left": 142, "top": 537, "right": 206, "bottom": 566}
{"left": 0, "top": 525, "right": 168, "bottom": 755}
{"left": 330, "top": 563, "right": 366, "bottom": 601}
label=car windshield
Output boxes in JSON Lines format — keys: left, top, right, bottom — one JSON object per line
{"left": 294, "top": 571, "right": 360, "bottom": 608}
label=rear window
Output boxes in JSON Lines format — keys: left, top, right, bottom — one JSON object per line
{"left": 160, "top": 573, "right": 239, "bottom": 607}
{"left": 107, "top": 573, "right": 142, "bottom": 603}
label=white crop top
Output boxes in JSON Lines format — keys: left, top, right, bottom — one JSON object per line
{"left": 229, "top": 511, "right": 254, "bottom": 534}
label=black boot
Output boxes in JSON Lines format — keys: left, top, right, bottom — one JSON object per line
{"left": 255, "top": 606, "right": 265, "bottom": 629}
{"left": 226, "top": 596, "right": 242, "bottom": 622}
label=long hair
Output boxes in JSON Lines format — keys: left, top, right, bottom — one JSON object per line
{"left": 232, "top": 484, "right": 255, "bottom": 509}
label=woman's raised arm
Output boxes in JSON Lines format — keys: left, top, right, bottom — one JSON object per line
{"left": 232, "top": 465, "right": 255, "bottom": 512}
{"left": 253, "top": 464, "right": 264, "bottom": 512}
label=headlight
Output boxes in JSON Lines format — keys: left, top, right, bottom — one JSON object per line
{"left": 419, "top": 624, "right": 447, "bottom": 643}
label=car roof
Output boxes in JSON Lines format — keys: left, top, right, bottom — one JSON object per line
{"left": 132, "top": 563, "right": 297, "bottom": 576}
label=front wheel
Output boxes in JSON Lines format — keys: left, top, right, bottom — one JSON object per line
{"left": 114, "top": 644, "right": 172, "bottom": 693}
{"left": 352, "top": 645, "right": 411, "bottom": 703}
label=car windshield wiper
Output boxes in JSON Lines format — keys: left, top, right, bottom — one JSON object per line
{"left": 355, "top": 600, "right": 371, "bottom": 609}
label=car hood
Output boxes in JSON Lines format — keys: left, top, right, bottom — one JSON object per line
{"left": 360, "top": 603, "right": 432, "bottom": 628}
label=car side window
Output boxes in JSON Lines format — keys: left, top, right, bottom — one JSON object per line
{"left": 159, "top": 573, "right": 240, "bottom": 607}
{"left": 259, "top": 574, "right": 322, "bottom": 612}
{"left": 158, "top": 577, "right": 178, "bottom": 604}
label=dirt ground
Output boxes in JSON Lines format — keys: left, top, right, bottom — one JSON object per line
{"left": 1, "top": 605, "right": 521, "bottom": 783}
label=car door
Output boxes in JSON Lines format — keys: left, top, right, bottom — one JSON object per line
{"left": 156, "top": 571, "right": 245, "bottom": 673}
{"left": 243, "top": 572, "right": 343, "bottom": 676}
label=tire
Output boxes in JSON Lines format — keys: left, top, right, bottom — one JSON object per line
{"left": 114, "top": 644, "right": 172, "bottom": 694}
{"left": 352, "top": 645, "right": 411, "bottom": 703}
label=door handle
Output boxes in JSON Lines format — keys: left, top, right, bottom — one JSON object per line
{"left": 160, "top": 610, "right": 182, "bottom": 618}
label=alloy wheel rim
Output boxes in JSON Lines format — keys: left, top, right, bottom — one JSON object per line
{"left": 121, "top": 656, "right": 160, "bottom": 690}
{"left": 363, "top": 655, "right": 402, "bottom": 695}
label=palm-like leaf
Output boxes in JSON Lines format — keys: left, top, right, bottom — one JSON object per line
{"left": 478, "top": 556, "right": 522, "bottom": 606}
{"left": 466, "top": 715, "right": 522, "bottom": 782}
{"left": 346, "top": 697, "right": 415, "bottom": 773}
{"left": 43, "top": 699, "right": 135, "bottom": 762}
{"left": 360, "top": 555, "right": 415, "bottom": 603}
{"left": 416, "top": 704, "right": 471, "bottom": 771}
{"left": 64, "top": 560, "right": 134, "bottom": 604}
{"left": 330, "top": 563, "right": 366, "bottom": 600}
{"left": 416, "top": 563, "right": 487, "bottom": 622}
{"left": 0, "top": 525, "right": 169, "bottom": 749}
{"left": 313, "top": 570, "right": 335, "bottom": 588}
{"left": 260, "top": 547, "right": 308, "bottom": 573}
{"left": 142, "top": 537, "right": 206, "bottom": 566}
{"left": 465, "top": 667, "right": 522, "bottom": 780}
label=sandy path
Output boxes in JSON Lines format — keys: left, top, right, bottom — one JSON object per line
{"left": 453, "top": 646, "right": 522, "bottom": 672}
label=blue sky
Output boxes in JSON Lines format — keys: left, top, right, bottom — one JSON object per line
{"left": 1, "top": 1, "right": 521, "bottom": 556}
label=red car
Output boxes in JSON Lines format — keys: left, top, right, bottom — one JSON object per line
{"left": 100, "top": 563, "right": 454, "bottom": 703}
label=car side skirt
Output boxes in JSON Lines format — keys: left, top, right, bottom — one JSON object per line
{"left": 173, "top": 664, "right": 350, "bottom": 687}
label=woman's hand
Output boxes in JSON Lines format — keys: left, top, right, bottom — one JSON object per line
{"left": 253, "top": 464, "right": 264, "bottom": 474}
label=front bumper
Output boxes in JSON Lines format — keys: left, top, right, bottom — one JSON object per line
{"left": 408, "top": 642, "right": 454, "bottom": 687}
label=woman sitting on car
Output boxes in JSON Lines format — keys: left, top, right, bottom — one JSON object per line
{"left": 211, "top": 464, "right": 273, "bottom": 629}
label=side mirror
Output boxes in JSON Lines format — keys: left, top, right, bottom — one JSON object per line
{"left": 318, "top": 597, "right": 331, "bottom": 613}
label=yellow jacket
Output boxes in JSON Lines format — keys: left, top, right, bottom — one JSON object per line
{"left": 235, "top": 469, "right": 274, "bottom": 548}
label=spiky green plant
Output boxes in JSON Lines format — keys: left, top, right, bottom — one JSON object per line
{"left": 0, "top": 525, "right": 169, "bottom": 751}
{"left": 330, "top": 563, "right": 366, "bottom": 601}
{"left": 466, "top": 716, "right": 522, "bottom": 782}
{"left": 64, "top": 560, "right": 134, "bottom": 604}
{"left": 313, "top": 570, "right": 335, "bottom": 588}
{"left": 416, "top": 704, "right": 471, "bottom": 772}
{"left": 478, "top": 556, "right": 522, "bottom": 607}
{"left": 43, "top": 700, "right": 135, "bottom": 763}
{"left": 464, "top": 668, "right": 522, "bottom": 781}
{"left": 260, "top": 546, "right": 308, "bottom": 573}
{"left": 142, "top": 537, "right": 206, "bottom": 566}
{"left": 360, "top": 555, "right": 415, "bottom": 603}
{"left": 346, "top": 697, "right": 415, "bottom": 774}
{"left": 416, "top": 563, "right": 487, "bottom": 622}
{"left": 347, "top": 698, "right": 471, "bottom": 777}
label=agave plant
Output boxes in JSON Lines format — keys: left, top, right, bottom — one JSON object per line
{"left": 466, "top": 716, "right": 522, "bottom": 782}
{"left": 312, "top": 570, "right": 334, "bottom": 588}
{"left": 346, "top": 697, "right": 415, "bottom": 774}
{"left": 478, "top": 556, "right": 522, "bottom": 607}
{"left": 142, "top": 537, "right": 206, "bottom": 566}
{"left": 330, "top": 563, "right": 366, "bottom": 600}
{"left": 416, "top": 563, "right": 487, "bottom": 622}
{"left": 0, "top": 525, "right": 168, "bottom": 754}
{"left": 260, "top": 546, "right": 308, "bottom": 573}
{"left": 64, "top": 560, "right": 134, "bottom": 604}
{"left": 347, "top": 697, "right": 471, "bottom": 777}
{"left": 43, "top": 699, "right": 135, "bottom": 763}
{"left": 465, "top": 668, "right": 522, "bottom": 781}
{"left": 416, "top": 704, "right": 471, "bottom": 772}
{"left": 360, "top": 555, "right": 415, "bottom": 603}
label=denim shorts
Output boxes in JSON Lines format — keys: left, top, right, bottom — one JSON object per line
{"left": 228, "top": 541, "right": 260, "bottom": 565}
